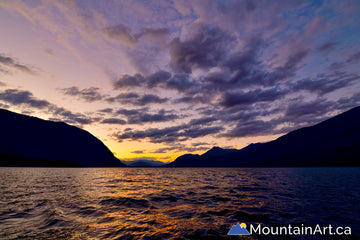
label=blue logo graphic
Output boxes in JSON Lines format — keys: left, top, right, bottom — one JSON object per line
{"left": 228, "top": 222, "right": 250, "bottom": 235}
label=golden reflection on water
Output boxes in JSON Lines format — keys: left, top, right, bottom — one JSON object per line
{"left": 66, "top": 168, "right": 275, "bottom": 239}
{"left": 1, "top": 167, "right": 359, "bottom": 239}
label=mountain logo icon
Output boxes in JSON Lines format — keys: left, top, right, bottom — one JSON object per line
{"left": 227, "top": 222, "right": 250, "bottom": 235}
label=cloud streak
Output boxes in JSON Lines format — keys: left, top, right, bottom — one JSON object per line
{"left": 114, "top": 123, "right": 224, "bottom": 144}
{"left": 0, "top": 88, "right": 95, "bottom": 125}
{"left": 59, "top": 86, "right": 103, "bottom": 102}
{"left": 106, "top": 93, "right": 169, "bottom": 106}
{"left": 0, "top": 54, "right": 34, "bottom": 74}
{"left": 115, "top": 108, "right": 180, "bottom": 124}
{"left": 0, "top": 89, "right": 50, "bottom": 108}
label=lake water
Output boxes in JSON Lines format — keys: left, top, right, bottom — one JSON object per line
{"left": 1, "top": 167, "right": 359, "bottom": 239}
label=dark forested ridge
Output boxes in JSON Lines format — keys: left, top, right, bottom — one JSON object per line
{"left": 0, "top": 109, "right": 124, "bottom": 167}
{"left": 167, "top": 106, "right": 360, "bottom": 167}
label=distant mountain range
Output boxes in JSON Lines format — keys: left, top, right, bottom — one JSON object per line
{"left": 167, "top": 106, "right": 360, "bottom": 167}
{"left": 122, "top": 159, "right": 168, "bottom": 167}
{"left": 0, "top": 109, "right": 124, "bottom": 167}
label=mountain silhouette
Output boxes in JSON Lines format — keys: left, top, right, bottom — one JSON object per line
{"left": 122, "top": 159, "right": 167, "bottom": 167}
{"left": 167, "top": 106, "right": 360, "bottom": 167}
{"left": 0, "top": 109, "right": 124, "bottom": 167}
{"left": 202, "top": 146, "right": 237, "bottom": 157}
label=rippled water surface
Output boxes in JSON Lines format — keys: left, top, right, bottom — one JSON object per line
{"left": 1, "top": 167, "right": 359, "bottom": 239}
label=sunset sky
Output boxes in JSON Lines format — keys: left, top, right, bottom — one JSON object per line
{"left": 0, "top": 0, "right": 359, "bottom": 162}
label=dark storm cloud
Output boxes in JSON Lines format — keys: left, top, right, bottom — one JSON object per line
{"left": 170, "top": 29, "right": 306, "bottom": 96}
{"left": 0, "top": 89, "right": 50, "bottom": 108}
{"left": 106, "top": 92, "right": 168, "bottom": 106}
{"left": 98, "top": 108, "right": 113, "bottom": 113}
{"left": 113, "top": 74, "right": 144, "bottom": 89}
{"left": 201, "top": 70, "right": 233, "bottom": 87}
{"left": 220, "top": 88, "right": 285, "bottom": 108}
{"left": 136, "top": 94, "right": 168, "bottom": 105}
{"left": 293, "top": 72, "right": 359, "bottom": 95}
{"left": 113, "top": 70, "right": 173, "bottom": 90}
{"left": 195, "top": 39, "right": 307, "bottom": 91}
{"left": 106, "top": 92, "right": 139, "bottom": 103}
{"left": 114, "top": 125, "right": 185, "bottom": 143}
{"left": 126, "top": 110, "right": 178, "bottom": 124}
{"left": 101, "top": 118, "right": 126, "bottom": 124}
{"left": 116, "top": 108, "right": 146, "bottom": 116}
{"left": 116, "top": 108, "right": 179, "bottom": 124}
{"left": 221, "top": 119, "right": 275, "bottom": 138}
{"left": 169, "top": 23, "right": 235, "bottom": 73}
{"left": 173, "top": 94, "right": 208, "bottom": 104}
{"left": 0, "top": 54, "right": 34, "bottom": 74}
{"left": 166, "top": 73, "right": 195, "bottom": 92}
{"left": 114, "top": 71, "right": 196, "bottom": 93}
{"left": 317, "top": 41, "right": 338, "bottom": 53}
{"left": 111, "top": 36, "right": 305, "bottom": 99}
{"left": 145, "top": 70, "right": 171, "bottom": 88}
{"left": 206, "top": 46, "right": 306, "bottom": 90}
{"left": 59, "top": 84, "right": 169, "bottom": 106}
{"left": 196, "top": 37, "right": 265, "bottom": 90}
{"left": 59, "top": 86, "right": 103, "bottom": 102}
{"left": 113, "top": 123, "right": 224, "bottom": 144}
{"left": 188, "top": 117, "right": 217, "bottom": 126}
{"left": 203, "top": 46, "right": 306, "bottom": 91}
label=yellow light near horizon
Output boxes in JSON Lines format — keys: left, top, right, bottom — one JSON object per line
{"left": 240, "top": 223, "right": 246, "bottom": 228}
{"left": 84, "top": 122, "right": 285, "bottom": 163}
